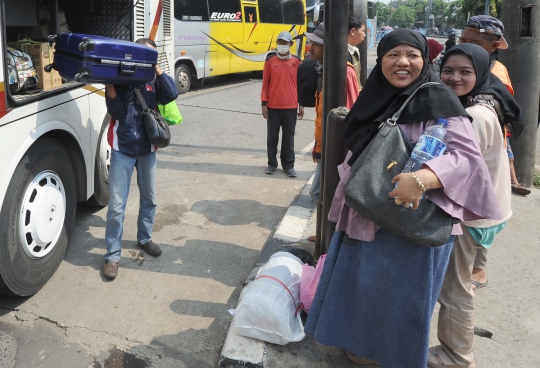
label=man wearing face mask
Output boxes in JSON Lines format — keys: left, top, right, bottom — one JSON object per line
{"left": 261, "top": 31, "right": 304, "bottom": 177}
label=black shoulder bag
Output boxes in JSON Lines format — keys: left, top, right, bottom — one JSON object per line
{"left": 134, "top": 88, "right": 171, "bottom": 148}
{"left": 344, "top": 82, "right": 456, "bottom": 247}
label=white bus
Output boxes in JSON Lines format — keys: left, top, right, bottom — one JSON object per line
{"left": 0, "top": 0, "right": 174, "bottom": 296}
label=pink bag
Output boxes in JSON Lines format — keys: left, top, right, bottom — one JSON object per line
{"left": 299, "top": 255, "right": 327, "bottom": 312}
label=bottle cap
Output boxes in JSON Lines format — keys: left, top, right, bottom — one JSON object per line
{"left": 437, "top": 118, "right": 449, "bottom": 127}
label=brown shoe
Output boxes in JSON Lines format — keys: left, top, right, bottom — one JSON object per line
{"left": 103, "top": 261, "right": 118, "bottom": 280}
{"left": 307, "top": 235, "right": 316, "bottom": 243}
{"left": 138, "top": 240, "right": 162, "bottom": 256}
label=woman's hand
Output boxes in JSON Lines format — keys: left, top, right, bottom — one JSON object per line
{"left": 156, "top": 64, "right": 163, "bottom": 76}
{"left": 388, "top": 168, "right": 443, "bottom": 210}
{"left": 388, "top": 173, "right": 424, "bottom": 210}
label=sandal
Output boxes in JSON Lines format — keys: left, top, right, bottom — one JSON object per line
{"left": 471, "top": 279, "right": 488, "bottom": 290}
{"left": 345, "top": 351, "right": 380, "bottom": 366}
{"left": 428, "top": 346, "right": 476, "bottom": 368}
{"left": 511, "top": 183, "right": 531, "bottom": 196}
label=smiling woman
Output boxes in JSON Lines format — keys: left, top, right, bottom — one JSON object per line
{"left": 304, "top": 29, "right": 503, "bottom": 368}
{"left": 381, "top": 44, "right": 423, "bottom": 88}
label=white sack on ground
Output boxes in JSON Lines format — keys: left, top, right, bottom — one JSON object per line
{"left": 235, "top": 252, "right": 305, "bottom": 345}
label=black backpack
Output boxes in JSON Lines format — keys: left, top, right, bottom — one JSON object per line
{"left": 297, "top": 56, "right": 319, "bottom": 108}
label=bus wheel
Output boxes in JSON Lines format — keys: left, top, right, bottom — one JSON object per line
{"left": 86, "top": 116, "right": 110, "bottom": 207}
{"left": 175, "top": 64, "right": 191, "bottom": 94}
{"left": 0, "top": 138, "right": 76, "bottom": 296}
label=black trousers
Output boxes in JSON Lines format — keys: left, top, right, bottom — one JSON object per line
{"left": 267, "top": 108, "right": 297, "bottom": 170}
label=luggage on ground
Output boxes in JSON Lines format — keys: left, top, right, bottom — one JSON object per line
{"left": 235, "top": 252, "right": 305, "bottom": 345}
{"left": 299, "top": 254, "right": 327, "bottom": 313}
{"left": 47, "top": 33, "right": 158, "bottom": 84}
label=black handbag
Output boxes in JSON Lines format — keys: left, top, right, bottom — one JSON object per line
{"left": 134, "top": 88, "right": 171, "bottom": 148}
{"left": 344, "top": 82, "right": 456, "bottom": 247}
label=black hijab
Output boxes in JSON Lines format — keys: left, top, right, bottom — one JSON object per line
{"left": 439, "top": 43, "right": 525, "bottom": 139}
{"left": 342, "top": 29, "right": 469, "bottom": 165}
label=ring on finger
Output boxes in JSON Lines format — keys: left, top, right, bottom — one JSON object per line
{"left": 403, "top": 202, "right": 413, "bottom": 209}
{"left": 395, "top": 198, "right": 403, "bottom": 206}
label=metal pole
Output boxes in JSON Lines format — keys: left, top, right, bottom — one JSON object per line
{"left": 354, "top": 0, "right": 369, "bottom": 85}
{"left": 315, "top": 0, "right": 349, "bottom": 257}
{"left": 499, "top": 1, "right": 540, "bottom": 187}
{"left": 484, "top": 0, "right": 490, "bottom": 15}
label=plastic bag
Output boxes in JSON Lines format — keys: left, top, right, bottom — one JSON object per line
{"left": 299, "top": 254, "right": 327, "bottom": 313}
{"left": 158, "top": 100, "right": 183, "bottom": 125}
{"left": 235, "top": 252, "right": 305, "bottom": 345}
{"left": 277, "top": 245, "right": 315, "bottom": 266}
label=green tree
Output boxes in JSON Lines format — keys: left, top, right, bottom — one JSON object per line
{"left": 461, "top": 0, "right": 502, "bottom": 18}
{"left": 391, "top": 5, "right": 417, "bottom": 28}
{"left": 376, "top": 2, "right": 391, "bottom": 27}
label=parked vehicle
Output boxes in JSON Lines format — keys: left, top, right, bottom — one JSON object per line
{"left": 0, "top": 0, "right": 174, "bottom": 296}
{"left": 173, "top": 0, "right": 307, "bottom": 94}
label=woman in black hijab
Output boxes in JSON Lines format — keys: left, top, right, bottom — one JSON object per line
{"left": 305, "top": 30, "right": 502, "bottom": 368}
{"left": 430, "top": 43, "right": 516, "bottom": 368}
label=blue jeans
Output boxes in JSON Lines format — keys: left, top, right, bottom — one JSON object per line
{"left": 104, "top": 149, "right": 157, "bottom": 262}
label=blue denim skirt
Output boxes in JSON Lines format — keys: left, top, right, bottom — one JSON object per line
{"left": 305, "top": 230, "right": 454, "bottom": 368}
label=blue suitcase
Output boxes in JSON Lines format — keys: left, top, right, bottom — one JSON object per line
{"left": 45, "top": 33, "right": 158, "bottom": 84}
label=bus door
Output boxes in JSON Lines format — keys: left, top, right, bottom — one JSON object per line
{"left": 208, "top": 0, "right": 244, "bottom": 74}
{"left": 242, "top": 2, "right": 264, "bottom": 71}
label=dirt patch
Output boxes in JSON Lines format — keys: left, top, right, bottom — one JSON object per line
{"left": 153, "top": 204, "right": 189, "bottom": 232}
{"left": 95, "top": 347, "right": 150, "bottom": 368}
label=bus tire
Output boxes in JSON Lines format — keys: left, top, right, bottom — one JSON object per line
{"left": 0, "top": 138, "right": 77, "bottom": 296}
{"left": 175, "top": 64, "right": 191, "bottom": 94}
{"left": 85, "top": 116, "right": 111, "bottom": 207}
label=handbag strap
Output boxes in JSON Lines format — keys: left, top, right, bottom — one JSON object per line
{"left": 389, "top": 82, "right": 440, "bottom": 123}
{"left": 134, "top": 88, "right": 149, "bottom": 111}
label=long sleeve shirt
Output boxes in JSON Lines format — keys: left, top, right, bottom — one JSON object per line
{"left": 261, "top": 54, "right": 301, "bottom": 109}
{"left": 106, "top": 73, "right": 178, "bottom": 157}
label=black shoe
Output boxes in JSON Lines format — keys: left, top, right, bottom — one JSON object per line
{"left": 265, "top": 166, "right": 276, "bottom": 174}
{"left": 138, "top": 240, "right": 162, "bottom": 256}
{"left": 285, "top": 168, "right": 297, "bottom": 177}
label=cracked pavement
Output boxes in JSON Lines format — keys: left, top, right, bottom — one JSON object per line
{"left": 0, "top": 75, "right": 317, "bottom": 367}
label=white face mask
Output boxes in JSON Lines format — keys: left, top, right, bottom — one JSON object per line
{"left": 277, "top": 45, "right": 290, "bottom": 55}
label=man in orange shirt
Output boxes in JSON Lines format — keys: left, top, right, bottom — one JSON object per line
{"left": 459, "top": 15, "right": 529, "bottom": 292}
{"left": 261, "top": 32, "right": 304, "bottom": 177}
{"left": 305, "top": 21, "right": 361, "bottom": 242}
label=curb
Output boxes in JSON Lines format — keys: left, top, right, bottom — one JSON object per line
{"left": 218, "top": 172, "right": 316, "bottom": 368}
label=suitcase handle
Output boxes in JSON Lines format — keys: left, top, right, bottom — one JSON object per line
{"left": 120, "top": 61, "right": 138, "bottom": 75}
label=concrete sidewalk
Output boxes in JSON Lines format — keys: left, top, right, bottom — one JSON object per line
{"left": 219, "top": 178, "right": 540, "bottom": 367}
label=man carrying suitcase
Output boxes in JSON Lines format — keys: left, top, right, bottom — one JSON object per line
{"left": 102, "top": 38, "right": 178, "bottom": 280}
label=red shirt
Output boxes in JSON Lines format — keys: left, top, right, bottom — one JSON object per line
{"left": 261, "top": 54, "right": 301, "bottom": 109}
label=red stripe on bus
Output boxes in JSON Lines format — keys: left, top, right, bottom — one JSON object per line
{"left": 0, "top": 89, "right": 7, "bottom": 119}
{"left": 149, "top": 0, "right": 164, "bottom": 41}
{"left": 247, "top": 23, "right": 258, "bottom": 43}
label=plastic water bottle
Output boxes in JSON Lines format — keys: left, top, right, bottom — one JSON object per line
{"left": 395, "top": 118, "right": 449, "bottom": 202}
{"left": 403, "top": 118, "right": 449, "bottom": 173}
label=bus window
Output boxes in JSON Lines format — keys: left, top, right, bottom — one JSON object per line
{"left": 245, "top": 6, "right": 258, "bottom": 23}
{"left": 175, "top": 0, "right": 209, "bottom": 22}
{"left": 259, "top": 0, "right": 284, "bottom": 24}
{"left": 208, "top": 0, "right": 242, "bottom": 22}
{"left": 283, "top": 0, "right": 304, "bottom": 25}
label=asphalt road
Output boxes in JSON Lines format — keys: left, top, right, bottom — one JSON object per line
{"left": 0, "top": 76, "right": 317, "bottom": 368}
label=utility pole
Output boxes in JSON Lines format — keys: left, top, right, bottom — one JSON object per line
{"left": 314, "top": 0, "right": 349, "bottom": 257}
{"left": 499, "top": 1, "right": 539, "bottom": 187}
{"left": 484, "top": 0, "right": 490, "bottom": 15}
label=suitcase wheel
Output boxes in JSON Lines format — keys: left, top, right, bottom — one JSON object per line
{"left": 74, "top": 72, "right": 90, "bottom": 82}
{"left": 44, "top": 64, "right": 55, "bottom": 73}
{"left": 79, "top": 39, "right": 96, "bottom": 52}
{"left": 47, "top": 35, "right": 58, "bottom": 46}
